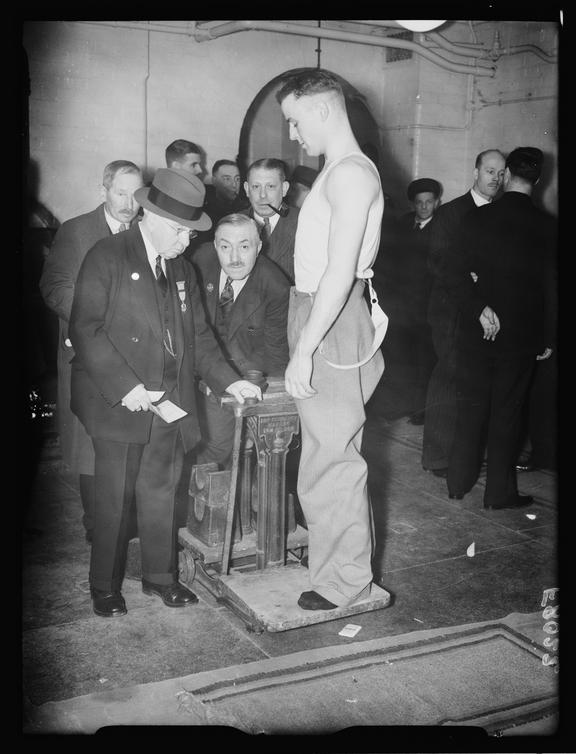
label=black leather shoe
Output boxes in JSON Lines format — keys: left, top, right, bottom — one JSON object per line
{"left": 142, "top": 579, "right": 198, "bottom": 607}
{"left": 449, "top": 493, "right": 464, "bottom": 500}
{"left": 91, "top": 588, "right": 127, "bottom": 618}
{"left": 298, "top": 590, "right": 337, "bottom": 611}
{"left": 484, "top": 495, "right": 534, "bottom": 511}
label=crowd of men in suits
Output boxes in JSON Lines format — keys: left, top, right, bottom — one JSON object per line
{"left": 372, "top": 146, "right": 556, "bottom": 513}
{"left": 37, "top": 122, "right": 556, "bottom": 617}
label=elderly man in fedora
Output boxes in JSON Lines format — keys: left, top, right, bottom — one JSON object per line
{"left": 69, "top": 168, "right": 262, "bottom": 618}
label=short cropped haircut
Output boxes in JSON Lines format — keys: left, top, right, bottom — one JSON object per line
{"left": 246, "top": 158, "right": 288, "bottom": 182}
{"left": 215, "top": 213, "right": 259, "bottom": 237}
{"left": 475, "top": 149, "right": 505, "bottom": 169}
{"left": 102, "top": 160, "right": 141, "bottom": 189}
{"left": 165, "top": 139, "right": 202, "bottom": 166}
{"left": 212, "top": 159, "right": 239, "bottom": 176}
{"left": 276, "top": 69, "right": 344, "bottom": 104}
{"left": 506, "top": 147, "right": 543, "bottom": 184}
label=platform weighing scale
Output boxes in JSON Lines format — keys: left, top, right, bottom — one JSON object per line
{"left": 178, "top": 377, "right": 391, "bottom": 632}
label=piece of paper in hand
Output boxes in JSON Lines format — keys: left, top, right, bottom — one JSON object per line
{"left": 154, "top": 400, "right": 188, "bottom": 423}
{"left": 339, "top": 624, "right": 362, "bottom": 638}
{"left": 466, "top": 542, "right": 475, "bottom": 557}
{"left": 147, "top": 390, "right": 165, "bottom": 403}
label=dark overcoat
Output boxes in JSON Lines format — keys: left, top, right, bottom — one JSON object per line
{"left": 69, "top": 225, "right": 239, "bottom": 452}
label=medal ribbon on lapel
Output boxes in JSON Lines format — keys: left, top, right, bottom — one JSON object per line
{"left": 176, "top": 280, "right": 187, "bottom": 312}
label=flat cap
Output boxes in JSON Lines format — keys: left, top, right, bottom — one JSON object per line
{"left": 407, "top": 178, "right": 442, "bottom": 201}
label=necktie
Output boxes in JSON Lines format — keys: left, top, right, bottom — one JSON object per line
{"left": 118, "top": 223, "right": 129, "bottom": 232}
{"left": 261, "top": 216, "right": 271, "bottom": 243}
{"left": 219, "top": 276, "right": 234, "bottom": 311}
{"left": 155, "top": 255, "right": 168, "bottom": 296}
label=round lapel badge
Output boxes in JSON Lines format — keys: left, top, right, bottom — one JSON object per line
{"left": 131, "top": 272, "right": 140, "bottom": 281}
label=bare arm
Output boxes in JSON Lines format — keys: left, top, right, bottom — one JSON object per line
{"left": 285, "top": 159, "right": 379, "bottom": 399}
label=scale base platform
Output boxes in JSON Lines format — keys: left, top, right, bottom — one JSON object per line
{"left": 218, "top": 562, "right": 392, "bottom": 633}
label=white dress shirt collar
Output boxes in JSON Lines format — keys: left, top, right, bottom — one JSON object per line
{"left": 254, "top": 210, "right": 280, "bottom": 234}
{"left": 139, "top": 224, "right": 166, "bottom": 276}
{"left": 470, "top": 187, "right": 492, "bottom": 207}
{"left": 219, "top": 268, "right": 250, "bottom": 299}
{"left": 104, "top": 208, "right": 128, "bottom": 235}
{"left": 415, "top": 216, "right": 433, "bottom": 230}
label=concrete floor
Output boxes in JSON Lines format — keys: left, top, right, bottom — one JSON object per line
{"left": 22, "top": 382, "right": 559, "bottom": 736}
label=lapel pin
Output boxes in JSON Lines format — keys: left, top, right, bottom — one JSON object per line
{"left": 206, "top": 283, "right": 214, "bottom": 293}
{"left": 131, "top": 272, "right": 140, "bottom": 280}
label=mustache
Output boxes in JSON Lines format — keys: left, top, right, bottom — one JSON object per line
{"left": 265, "top": 202, "right": 289, "bottom": 218}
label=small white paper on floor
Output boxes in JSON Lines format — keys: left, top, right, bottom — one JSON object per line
{"left": 466, "top": 542, "right": 475, "bottom": 557}
{"left": 526, "top": 513, "right": 537, "bottom": 520}
{"left": 339, "top": 623, "right": 362, "bottom": 638}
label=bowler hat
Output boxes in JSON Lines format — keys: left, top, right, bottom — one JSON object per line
{"left": 407, "top": 178, "right": 442, "bottom": 202}
{"left": 134, "top": 168, "right": 212, "bottom": 231}
{"left": 291, "top": 165, "right": 318, "bottom": 189}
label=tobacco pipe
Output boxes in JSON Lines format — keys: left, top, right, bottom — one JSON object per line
{"left": 265, "top": 202, "right": 289, "bottom": 218}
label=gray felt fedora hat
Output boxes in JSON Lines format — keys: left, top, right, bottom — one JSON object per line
{"left": 134, "top": 168, "right": 212, "bottom": 231}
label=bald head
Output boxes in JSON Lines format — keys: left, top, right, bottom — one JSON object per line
{"left": 473, "top": 150, "right": 505, "bottom": 200}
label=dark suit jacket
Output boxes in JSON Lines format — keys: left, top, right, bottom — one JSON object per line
{"left": 428, "top": 191, "right": 478, "bottom": 333}
{"left": 244, "top": 207, "right": 299, "bottom": 284}
{"left": 39, "top": 204, "right": 112, "bottom": 472}
{"left": 440, "top": 191, "right": 557, "bottom": 356}
{"left": 192, "top": 242, "right": 290, "bottom": 378}
{"left": 69, "top": 226, "right": 240, "bottom": 451}
{"left": 380, "top": 211, "right": 435, "bottom": 327}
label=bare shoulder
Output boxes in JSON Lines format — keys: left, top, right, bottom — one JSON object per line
{"left": 325, "top": 155, "right": 380, "bottom": 204}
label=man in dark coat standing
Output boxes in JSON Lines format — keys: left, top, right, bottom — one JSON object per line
{"left": 69, "top": 169, "right": 262, "bottom": 617}
{"left": 378, "top": 178, "right": 441, "bottom": 423}
{"left": 422, "top": 149, "right": 505, "bottom": 476}
{"left": 242, "top": 157, "right": 299, "bottom": 284}
{"left": 192, "top": 213, "right": 290, "bottom": 467}
{"left": 39, "top": 160, "right": 143, "bottom": 542}
{"left": 441, "top": 147, "right": 556, "bottom": 509}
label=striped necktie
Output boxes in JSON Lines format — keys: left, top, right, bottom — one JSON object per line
{"left": 261, "top": 216, "right": 271, "bottom": 243}
{"left": 117, "top": 223, "right": 129, "bottom": 233}
{"left": 219, "top": 276, "right": 234, "bottom": 311}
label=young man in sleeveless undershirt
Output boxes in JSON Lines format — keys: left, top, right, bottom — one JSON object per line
{"left": 276, "top": 69, "right": 385, "bottom": 611}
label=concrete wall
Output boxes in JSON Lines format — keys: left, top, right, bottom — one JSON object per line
{"left": 23, "top": 20, "right": 559, "bottom": 224}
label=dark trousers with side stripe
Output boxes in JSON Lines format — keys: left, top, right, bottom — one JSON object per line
{"left": 90, "top": 413, "right": 184, "bottom": 592}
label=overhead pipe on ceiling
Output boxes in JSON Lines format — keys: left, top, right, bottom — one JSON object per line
{"left": 194, "top": 20, "right": 496, "bottom": 77}
{"left": 78, "top": 20, "right": 199, "bottom": 36}
{"left": 424, "top": 31, "right": 493, "bottom": 58}
{"left": 352, "top": 20, "right": 557, "bottom": 61}
{"left": 494, "top": 43, "right": 557, "bottom": 63}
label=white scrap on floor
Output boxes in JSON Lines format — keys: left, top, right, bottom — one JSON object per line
{"left": 339, "top": 624, "right": 362, "bottom": 638}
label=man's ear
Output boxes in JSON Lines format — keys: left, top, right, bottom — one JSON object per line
{"left": 317, "top": 100, "right": 329, "bottom": 121}
{"left": 282, "top": 181, "right": 289, "bottom": 198}
{"left": 256, "top": 240, "right": 263, "bottom": 255}
{"left": 243, "top": 181, "right": 250, "bottom": 198}
{"left": 99, "top": 184, "right": 107, "bottom": 203}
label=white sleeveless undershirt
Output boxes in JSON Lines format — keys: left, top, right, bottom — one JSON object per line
{"left": 294, "top": 151, "right": 384, "bottom": 293}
